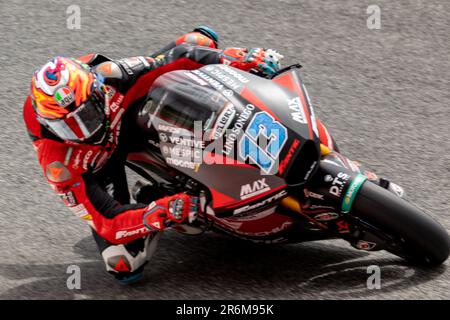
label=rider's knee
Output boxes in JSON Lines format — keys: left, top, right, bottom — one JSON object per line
{"left": 100, "top": 232, "right": 161, "bottom": 284}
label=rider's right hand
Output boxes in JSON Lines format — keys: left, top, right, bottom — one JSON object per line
{"left": 143, "top": 193, "right": 200, "bottom": 231}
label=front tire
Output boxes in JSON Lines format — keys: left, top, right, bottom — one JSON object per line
{"left": 351, "top": 181, "right": 450, "bottom": 267}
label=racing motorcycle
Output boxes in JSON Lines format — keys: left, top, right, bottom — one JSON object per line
{"left": 127, "top": 63, "right": 450, "bottom": 267}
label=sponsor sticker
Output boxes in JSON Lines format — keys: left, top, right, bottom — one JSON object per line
{"left": 59, "top": 190, "right": 78, "bottom": 207}
{"left": 313, "top": 212, "right": 339, "bottom": 222}
{"left": 115, "top": 227, "right": 148, "bottom": 240}
{"left": 278, "top": 139, "right": 300, "bottom": 175}
{"left": 223, "top": 103, "right": 255, "bottom": 156}
{"left": 233, "top": 190, "right": 287, "bottom": 215}
{"left": 341, "top": 174, "right": 367, "bottom": 213}
{"left": 55, "top": 86, "right": 75, "bottom": 108}
{"left": 46, "top": 161, "right": 71, "bottom": 182}
{"left": 288, "top": 97, "right": 307, "bottom": 124}
{"left": 211, "top": 103, "right": 236, "bottom": 140}
{"left": 240, "top": 178, "right": 270, "bottom": 200}
{"left": 327, "top": 172, "right": 351, "bottom": 198}
{"left": 356, "top": 240, "right": 377, "bottom": 251}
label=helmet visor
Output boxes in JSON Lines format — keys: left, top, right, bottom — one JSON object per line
{"left": 42, "top": 94, "right": 105, "bottom": 143}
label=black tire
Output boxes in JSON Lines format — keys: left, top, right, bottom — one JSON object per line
{"left": 352, "top": 181, "right": 450, "bottom": 267}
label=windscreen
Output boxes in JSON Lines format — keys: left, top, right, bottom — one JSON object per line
{"left": 148, "top": 75, "right": 230, "bottom": 132}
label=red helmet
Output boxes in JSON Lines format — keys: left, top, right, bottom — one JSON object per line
{"left": 30, "top": 56, "right": 107, "bottom": 144}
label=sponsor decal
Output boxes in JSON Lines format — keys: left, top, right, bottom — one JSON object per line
{"left": 306, "top": 204, "right": 336, "bottom": 210}
{"left": 109, "top": 94, "right": 123, "bottom": 113}
{"left": 239, "top": 112, "right": 288, "bottom": 174}
{"left": 82, "top": 150, "right": 94, "bottom": 170}
{"left": 222, "top": 89, "right": 234, "bottom": 98}
{"left": 166, "top": 157, "right": 200, "bottom": 170}
{"left": 288, "top": 97, "right": 307, "bottom": 124}
{"left": 356, "top": 240, "right": 377, "bottom": 251}
{"left": 341, "top": 174, "right": 367, "bottom": 213}
{"left": 162, "top": 145, "right": 202, "bottom": 161}
{"left": 148, "top": 139, "right": 160, "bottom": 148}
{"left": 72, "top": 150, "right": 82, "bottom": 169}
{"left": 69, "top": 204, "right": 92, "bottom": 221}
{"left": 59, "top": 190, "right": 78, "bottom": 207}
{"left": 110, "top": 107, "right": 124, "bottom": 129}
{"left": 363, "top": 170, "right": 378, "bottom": 181}
{"left": 240, "top": 178, "right": 270, "bottom": 200}
{"left": 158, "top": 124, "right": 181, "bottom": 134}
{"left": 278, "top": 139, "right": 300, "bottom": 175}
{"left": 54, "top": 86, "right": 75, "bottom": 108}
{"left": 389, "top": 182, "right": 404, "bottom": 198}
{"left": 159, "top": 132, "right": 168, "bottom": 143}
{"left": 336, "top": 220, "right": 350, "bottom": 233}
{"left": 211, "top": 103, "right": 236, "bottom": 140}
{"left": 192, "top": 70, "right": 226, "bottom": 91}
{"left": 215, "top": 65, "right": 250, "bottom": 83}
{"left": 233, "top": 190, "right": 287, "bottom": 215}
{"left": 185, "top": 72, "right": 209, "bottom": 86}
{"left": 304, "top": 189, "right": 324, "bottom": 200}
{"left": 303, "top": 161, "right": 318, "bottom": 180}
{"left": 327, "top": 172, "right": 351, "bottom": 197}
{"left": 104, "top": 86, "right": 116, "bottom": 101}
{"left": 113, "top": 256, "right": 131, "bottom": 272}
{"left": 123, "top": 57, "right": 142, "bottom": 68}
{"left": 208, "top": 67, "right": 241, "bottom": 90}
{"left": 46, "top": 161, "right": 71, "bottom": 183}
{"left": 313, "top": 212, "right": 339, "bottom": 222}
{"left": 118, "top": 59, "right": 134, "bottom": 75}
{"left": 115, "top": 227, "right": 148, "bottom": 240}
{"left": 168, "top": 136, "right": 205, "bottom": 149}
{"left": 223, "top": 103, "right": 255, "bottom": 155}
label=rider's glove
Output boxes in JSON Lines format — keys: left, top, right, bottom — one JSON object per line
{"left": 220, "top": 47, "right": 284, "bottom": 77}
{"left": 143, "top": 193, "right": 200, "bottom": 231}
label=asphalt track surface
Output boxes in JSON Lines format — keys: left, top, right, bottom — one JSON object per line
{"left": 0, "top": 0, "right": 449, "bottom": 299}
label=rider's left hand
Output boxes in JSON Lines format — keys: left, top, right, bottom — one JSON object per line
{"left": 221, "top": 47, "right": 284, "bottom": 77}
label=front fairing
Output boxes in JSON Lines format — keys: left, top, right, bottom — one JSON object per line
{"left": 138, "top": 65, "right": 321, "bottom": 214}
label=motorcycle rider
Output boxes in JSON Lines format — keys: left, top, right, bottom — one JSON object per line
{"left": 22, "top": 26, "right": 284, "bottom": 284}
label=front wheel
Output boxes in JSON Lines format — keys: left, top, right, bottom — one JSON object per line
{"left": 351, "top": 181, "right": 450, "bottom": 267}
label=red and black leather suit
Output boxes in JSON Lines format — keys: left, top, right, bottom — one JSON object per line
{"left": 22, "top": 30, "right": 236, "bottom": 281}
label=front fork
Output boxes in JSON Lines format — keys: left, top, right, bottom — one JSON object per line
{"left": 280, "top": 145, "right": 403, "bottom": 250}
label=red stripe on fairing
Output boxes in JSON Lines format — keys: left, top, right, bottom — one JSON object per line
{"left": 272, "top": 72, "right": 298, "bottom": 93}
{"left": 240, "top": 87, "right": 280, "bottom": 121}
{"left": 210, "top": 188, "right": 238, "bottom": 208}
{"left": 317, "top": 119, "right": 333, "bottom": 149}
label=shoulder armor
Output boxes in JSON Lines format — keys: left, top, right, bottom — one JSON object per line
{"left": 95, "top": 61, "right": 124, "bottom": 79}
{"left": 76, "top": 53, "right": 112, "bottom": 67}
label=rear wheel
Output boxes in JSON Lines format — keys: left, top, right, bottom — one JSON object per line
{"left": 351, "top": 181, "right": 450, "bottom": 267}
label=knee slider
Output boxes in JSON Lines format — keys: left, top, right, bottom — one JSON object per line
{"left": 101, "top": 244, "right": 148, "bottom": 274}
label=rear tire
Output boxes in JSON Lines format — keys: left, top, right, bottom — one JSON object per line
{"left": 352, "top": 181, "right": 450, "bottom": 267}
